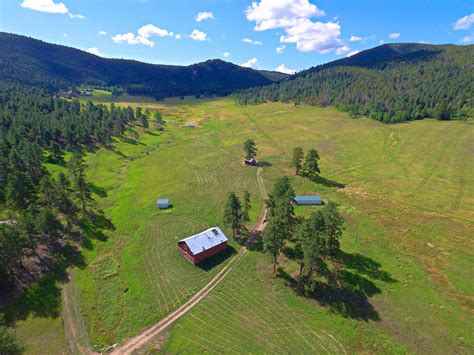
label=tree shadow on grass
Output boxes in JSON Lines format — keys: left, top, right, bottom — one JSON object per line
{"left": 245, "top": 230, "right": 263, "bottom": 252}
{"left": 2, "top": 244, "right": 86, "bottom": 325}
{"left": 257, "top": 161, "right": 272, "bottom": 167}
{"left": 312, "top": 175, "right": 345, "bottom": 188}
{"left": 338, "top": 251, "right": 397, "bottom": 283}
{"left": 311, "top": 275, "right": 380, "bottom": 321}
{"left": 198, "top": 245, "right": 237, "bottom": 272}
{"left": 78, "top": 209, "right": 115, "bottom": 248}
{"left": 281, "top": 245, "right": 296, "bottom": 260}
{"left": 88, "top": 182, "right": 108, "bottom": 198}
{"left": 277, "top": 249, "right": 396, "bottom": 321}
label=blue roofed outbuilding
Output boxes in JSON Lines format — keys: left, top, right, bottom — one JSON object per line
{"left": 293, "top": 196, "right": 322, "bottom": 205}
{"left": 157, "top": 199, "right": 170, "bottom": 209}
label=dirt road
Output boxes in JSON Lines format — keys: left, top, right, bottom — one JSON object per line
{"left": 112, "top": 167, "right": 267, "bottom": 354}
{"left": 61, "top": 167, "right": 267, "bottom": 354}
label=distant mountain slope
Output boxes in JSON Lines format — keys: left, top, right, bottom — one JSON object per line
{"left": 234, "top": 43, "right": 473, "bottom": 122}
{"left": 0, "top": 32, "right": 287, "bottom": 98}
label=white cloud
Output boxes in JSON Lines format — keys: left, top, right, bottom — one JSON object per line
{"left": 189, "top": 29, "right": 208, "bottom": 41}
{"left": 68, "top": 13, "right": 84, "bottom": 19}
{"left": 138, "top": 24, "right": 173, "bottom": 38}
{"left": 388, "top": 32, "right": 400, "bottom": 39}
{"left": 63, "top": 33, "right": 68, "bottom": 37}
{"left": 335, "top": 45, "right": 351, "bottom": 55}
{"left": 379, "top": 39, "right": 385, "bottom": 44}
{"left": 346, "top": 50, "right": 359, "bottom": 57}
{"left": 242, "top": 38, "right": 262, "bottom": 45}
{"left": 112, "top": 24, "right": 174, "bottom": 47}
{"left": 349, "top": 35, "right": 362, "bottom": 42}
{"left": 453, "top": 13, "right": 474, "bottom": 30}
{"left": 86, "top": 47, "right": 101, "bottom": 56}
{"left": 461, "top": 34, "right": 474, "bottom": 43}
{"left": 276, "top": 44, "right": 286, "bottom": 53}
{"left": 280, "top": 19, "right": 345, "bottom": 53}
{"left": 98, "top": 31, "right": 107, "bottom": 35}
{"left": 175, "top": 34, "right": 182, "bottom": 39}
{"left": 241, "top": 57, "right": 259, "bottom": 69}
{"left": 112, "top": 33, "right": 141, "bottom": 45}
{"left": 21, "top": 0, "right": 68, "bottom": 13}
{"left": 20, "top": 0, "right": 84, "bottom": 18}
{"left": 220, "top": 51, "right": 231, "bottom": 58}
{"left": 196, "top": 11, "right": 214, "bottom": 22}
{"left": 246, "top": 0, "right": 325, "bottom": 31}
{"left": 418, "top": 40, "right": 428, "bottom": 44}
{"left": 276, "top": 64, "right": 295, "bottom": 74}
{"left": 246, "top": 0, "right": 345, "bottom": 54}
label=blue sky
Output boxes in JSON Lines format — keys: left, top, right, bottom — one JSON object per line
{"left": 1, "top": 0, "right": 473, "bottom": 73}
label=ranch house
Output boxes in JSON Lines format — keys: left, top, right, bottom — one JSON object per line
{"left": 178, "top": 227, "right": 228, "bottom": 265}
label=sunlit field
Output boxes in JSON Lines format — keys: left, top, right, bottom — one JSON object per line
{"left": 15, "top": 95, "right": 474, "bottom": 353}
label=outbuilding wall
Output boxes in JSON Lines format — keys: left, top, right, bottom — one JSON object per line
{"left": 178, "top": 240, "right": 228, "bottom": 265}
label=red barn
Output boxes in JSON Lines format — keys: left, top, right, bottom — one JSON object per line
{"left": 178, "top": 227, "right": 229, "bottom": 265}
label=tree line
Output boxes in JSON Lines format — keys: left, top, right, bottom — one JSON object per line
{"left": 0, "top": 84, "right": 157, "bottom": 341}
{"left": 263, "top": 177, "right": 344, "bottom": 292}
{"left": 232, "top": 44, "right": 473, "bottom": 123}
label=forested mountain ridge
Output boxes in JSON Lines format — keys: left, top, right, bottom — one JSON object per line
{"left": 0, "top": 32, "right": 287, "bottom": 98}
{"left": 233, "top": 43, "right": 473, "bottom": 123}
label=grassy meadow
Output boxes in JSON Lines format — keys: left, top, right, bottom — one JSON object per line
{"left": 13, "top": 94, "right": 474, "bottom": 353}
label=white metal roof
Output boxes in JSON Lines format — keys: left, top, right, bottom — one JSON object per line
{"left": 178, "top": 227, "right": 228, "bottom": 255}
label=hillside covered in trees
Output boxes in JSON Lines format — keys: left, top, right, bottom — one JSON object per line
{"left": 0, "top": 32, "right": 287, "bottom": 99}
{"left": 233, "top": 43, "right": 473, "bottom": 123}
{"left": 0, "top": 83, "right": 156, "bottom": 306}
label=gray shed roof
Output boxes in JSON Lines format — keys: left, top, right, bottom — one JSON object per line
{"left": 294, "top": 196, "right": 321, "bottom": 202}
{"left": 178, "top": 227, "right": 228, "bottom": 255}
{"left": 157, "top": 199, "right": 169, "bottom": 205}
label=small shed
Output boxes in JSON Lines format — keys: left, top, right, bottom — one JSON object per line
{"left": 244, "top": 158, "right": 257, "bottom": 166}
{"left": 157, "top": 199, "right": 170, "bottom": 209}
{"left": 178, "top": 227, "right": 228, "bottom": 265}
{"left": 293, "top": 196, "right": 322, "bottom": 205}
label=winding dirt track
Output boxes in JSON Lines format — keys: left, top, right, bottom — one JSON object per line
{"left": 61, "top": 167, "right": 266, "bottom": 354}
{"left": 110, "top": 167, "right": 267, "bottom": 354}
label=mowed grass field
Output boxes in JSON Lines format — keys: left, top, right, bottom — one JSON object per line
{"left": 14, "top": 96, "right": 474, "bottom": 353}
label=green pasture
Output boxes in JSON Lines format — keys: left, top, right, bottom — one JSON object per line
{"left": 13, "top": 96, "right": 474, "bottom": 353}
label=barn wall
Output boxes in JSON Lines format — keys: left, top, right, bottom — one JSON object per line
{"left": 178, "top": 242, "right": 195, "bottom": 264}
{"left": 178, "top": 241, "right": 228, "bottom": 265}
{"left": 193, "top": 241, "right": 228, "bottom": 264}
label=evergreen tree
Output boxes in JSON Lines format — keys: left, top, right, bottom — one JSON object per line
{"left": 266, "top": 176, "right": 295, "bottom": 231}
{"left": 36, "top": 208, "right": 63, "bottom": 246}
{"left": 153, "top": 111, "right": 163, "bottom": 130}
{"left": 39, "top": 174, "right": 54, "bottom": 207}
{"left": 290, "top": 147, "right": 304, "bottom": 175}
{"left": 303, "top": 149, "right": 321, "bottom": 180}
{"left": 54, "top": 172, "right": 73, "bottom": 214}
{"left": 68, "top": 153, "right": 90, "bottom": 212}
{"left": 0, "top": 313, "right": 24, "bottom": 354}
{"left": 223, "top": 192, "right": 242, "bottom": 239}
{"left": 322, "top": 201, "right": 344, "bottom": 257}
{"left": 263, "top": 216, "right": 286, "bottom": 276}
{"left": 6, "top": 171, "right": 36, "bottom": 210}
{"left": 241, "top": 191, "right": 251, "bottom": 228}
{"left": 434, "top": 98, "right": 450, "bottom": 120}
{"left": 0, "top": 225, "right": 27, "bottom": 283}
{"left": 295, "top": 211, "right": 326, "bottom": 282}
{"left": 243, "top": 139, "right": 257, "bottom": 160}
{"left": 49, "top": 142, "right": 63, "bottom": 163}
{"left": 140, "top": 110, "right": 149, "bottom": 130}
